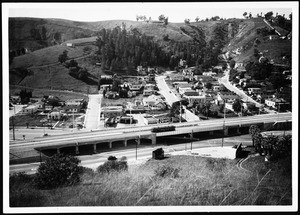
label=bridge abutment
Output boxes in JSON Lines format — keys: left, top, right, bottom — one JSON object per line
{"left": 224, "top": 127, "right": 228, "bottom": 136}
{"left": 151, "top": 134, "right": 156, "bottom": 145}
{"left": 124, "top": 140, "right": 127, "bottom": 147}
{"left": 109, "top": 142, "right": 112, "bottom": 149}
{"left": 93, "top": 144, "right": 97, "bottom": 153}
{"left": 76, "top": 145, "right": 79, "bottom": 154}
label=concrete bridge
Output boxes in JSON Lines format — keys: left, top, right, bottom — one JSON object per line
{"left": 10, "top": 113, "right": 291, "bottom": 156}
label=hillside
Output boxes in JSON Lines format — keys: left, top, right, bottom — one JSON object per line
{"left": 9, "top": 17, "right": 292, "bottom": 94}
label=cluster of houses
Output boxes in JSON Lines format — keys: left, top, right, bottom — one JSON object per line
{"left": 10, "top": 95, "right": 87, "bottom": 121}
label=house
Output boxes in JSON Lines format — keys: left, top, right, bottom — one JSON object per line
{"left": 179, "top": 59, "right": 187, "bottom": 68}
{"left": 101, "top": 106, "right": 124, "bottom": 119}
{"left": 105, "top": 91, "right": 119, "bottom": 99}
{"left": 100, "top": 84, "right": 112, "bottom": 91}
{"left": 144, "top": 83, "right": 155, "bottom": 90}
{"left": 248, "top": 88, "right": 261, "bottom": 95}
{"left": 212, "top": 85, "right": 221, "bottom": 91}
{"left": 268, "top": 35, "right": 279, "bottom": 40}
{"left": 145, "top": 117, "right": 159, "bottom": 125}
{"left": 64, "top": 105, "right": 81, "bottom": 113}
{"left": 21, "top": 104, "right": 39, "bottom": 114}
{"left": 130, "top": 84, "right": 142, "bottom": 92}
{"left": 203, "top": 71, "right": 217, "bottom": 76}
{"left": 48, "top": 111, "right": 62, "bottom": 120}
{"left": 216, "top": 92, "right": 239, "bottom": 105}
{"left": 137, "top": 66, "right": 147, "bottom": 75}
{"left": 66, "top": 43, "right": 73, "bottom": 47}
{"left": 65, "top": 99, "right": 84, "bottom": 107}
{"left": 264, "top": 98, "right": 290, "bottom": 110}
{"left": 143, "top": 89, "right": 154, "bottom": 96}
{"left": 143, "top": 95, "right": 164, "bottom": 109}
{"left": 182, "top": 91, "right": 206, "bottom": 104}
{"left": 172, "top": 81, "right": 188, "bottom": 87}
{"left": 225, "top": 102, "right": 234, "bottom": 112}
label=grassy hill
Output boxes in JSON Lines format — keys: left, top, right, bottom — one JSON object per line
{"left": 9, "top": 17, "right": 292, "bottom": 94}
{"left": 10, "top": 154, "right": 292, "bottom": 206}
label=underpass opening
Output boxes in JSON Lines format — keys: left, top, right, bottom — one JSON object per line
{"left": 140, "top": 138, "right": 152, "bottom": 145}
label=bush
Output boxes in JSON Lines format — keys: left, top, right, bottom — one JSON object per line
{"left": 154, "top": 165, "right": 180, "bottom": 178}
{"left": 108, "top": 156, "right": 117, "bottom": 161}
{"left": 34, "top": 153, "right": 81, "bottom": 189}
{"left": 97, "top": 160, "right": 128, "bottom": 173}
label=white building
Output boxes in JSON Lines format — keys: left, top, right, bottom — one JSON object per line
{"left": 21, "top": 104, "right": 39, "bottom": 114}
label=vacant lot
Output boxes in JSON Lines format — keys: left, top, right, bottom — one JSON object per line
{"left": 10, "top": 154, "right": 292, "bottom": 207}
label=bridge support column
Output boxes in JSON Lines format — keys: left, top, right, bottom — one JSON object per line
{"left": 136, "top": 138, "right": 140, "bottom": 145}
{"left": 75, "top": 145, "right": 79, "bottom": 155}
{"left": 109, "top": 142, "right": 112, "bottom": 149}
{"left": 57, "top": 148, "right": 60, "bottom": 154}
{"left": 151, "top": 134, "right": 156, "bottom": 145}
{"left": 236, "top": 127, "right": 241, "bottom": 135}
{"left": 124, "top": 140, "right": 127, "bottom": 147}
{"left": 209, "top": 131, "right": 214, "bottom": 136}
{"left": 224, "top": 127, "right": 228, "bottom": 136}
{"left": 93, "top": 144, "right": 97, "bottom": 154}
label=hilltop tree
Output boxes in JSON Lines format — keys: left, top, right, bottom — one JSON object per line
{"left": 158, "top": 14, "right": 166, "bottom": 21}
{"left": 265, "top": 11, "right": 273, "bottom": 20}
{"left": 195, "top": 16, "right": 200, "bottom": 22}
{"left": 184, "top": 18, "right": 190, "bottom": 24}
{"left": 249, "top": 12, "right": 252, "bottom": 19}
{"left": 243, "top": 12, "right": 248, "bottom": 18}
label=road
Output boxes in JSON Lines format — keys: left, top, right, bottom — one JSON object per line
{"left": 9, "top": 134, "right": 253, "bottom": 175}
{"left": 218, "top": 68, "right": 264, "bottom": 108}
{"left": 156, "top": 76, "right": 200, "bottom": 122}
{"left": 84, "top": 94, "right": 102, "bottom": 130}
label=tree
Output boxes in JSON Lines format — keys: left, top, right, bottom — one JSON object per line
{"left": 198, "top": 102, "right": 211, "bottom": 119}
{"left": 249, "top": 12, "right": 252, "bottom": 19}
{"left": 205, "top": 82, "right": 213, "bottom": 90}
{"left": 229, "top": 59, "right": 236, "bottom": 69}
{"left": 184, "top": 18, "right": 190, "bottom": 24}
{"left": 158, "top": 14, "right": 166, "bottom": 21}
{"left": 243, "top": 12, "right": 248, "bottom": 18}
{"left": 264, "top": 11, "right": 273, "bottom": 20}
{"left": 34, "top": 153, "right": 82, "bottom": 189}
{"left": 58, "top": 50, "right": 68, "bottom": 63}
{"left": 232, "top": 99, "right": 242, "bottom": 113}
{"left": 289, "top": 13, "right": 292, "bottom": 20}
{"left": 164, "top": 17, "right": 169, "bottom": 25}
{"left": 249, "top": 125, "right": 262, "bottom": 151}
{"left": 195, "top": 16, "right": 199, "bottom": 22}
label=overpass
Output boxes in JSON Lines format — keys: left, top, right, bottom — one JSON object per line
{"left": 10, "top": 113, "right": 291, "bottom": 155}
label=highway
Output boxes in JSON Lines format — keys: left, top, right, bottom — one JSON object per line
{"left": 9, "top": 113, "right": 291, "bottom": 153}
{"left": 84, "top": 94, "right": 102, "bottom": 130}
{"left": 9, "top": 134, "right": 253, "bottom": 175}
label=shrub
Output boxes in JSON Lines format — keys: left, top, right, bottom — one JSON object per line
{"left": 154, "top": 165, "right": 180, "bottom": 178}
{"left": 34, "top": 153, "right": 81, "bottom": 189}
{"left": 108, "top": 156, "right": 117, "bottom": 161}
{"left": 97, "top": 160, "right": 128, "bottom": 173}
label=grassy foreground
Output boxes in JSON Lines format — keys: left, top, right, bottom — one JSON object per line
{"left": 10, "top": 155, "right": 292, "bottom": 207}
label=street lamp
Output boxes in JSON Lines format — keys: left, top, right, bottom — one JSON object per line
{"left": 222, "top": 100, "right": 226, "bottom": 148}
{"left": 12, "top": 105, "right": 16, "bottom": 140}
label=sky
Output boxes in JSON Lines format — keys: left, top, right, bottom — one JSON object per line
{"left": 5, "top": 2, "right": 294, "bottom": 23}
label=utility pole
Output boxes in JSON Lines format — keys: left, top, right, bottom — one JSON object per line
{"left": 222, "top": 100, "right": 226, "bottom": 147}
{"left": 72, "top": 109, "right": 75, "bottom": 132}
{"left": 190, "top": 130, "right": 193, "bottom": 150}
{"left": 12, "top": 106, "right": 15, "bottom": 140}
{"left": 179, "top": 101, "right": 182, "bottom": 123}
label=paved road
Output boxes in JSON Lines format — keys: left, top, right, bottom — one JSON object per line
{"left": 219, "top": 69, "right": 264, "bottom": 108}
{"left": 84, "top": 94, "right": 102, "bottom": 130}
{"left": 156, "top": 76, "right": 200, "bottom": 122}
{"left": 9, "top": 135, "right": 253, "bottom": 174}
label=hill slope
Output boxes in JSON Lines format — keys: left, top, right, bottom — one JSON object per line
{"left": 9, "top": 17, "right": 292, "bottom": 94}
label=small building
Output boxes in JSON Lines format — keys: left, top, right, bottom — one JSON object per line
{"left": 21, "top": 104, "right": 39, "bottom": 114}
{"left": 10, "top": 96, "right": 21, "bottom": 104}
{"left": 66, "top": 43, "right": 73, "bottom": 47}
{"left": 64, "top": 105, "right": 81, "bottom": 113}
{"left": 248, "top": 87, "right": 261, "bottom": 95}
{"left": 65, "top": 99, "right": 84, "bottom": 107}
{"left": 101, "top": 106, "right": 124, "bottom": 119}
{"left": 143, "top": 89, "right": 154, "bottom": 96}
{"left": 145, "top": 117, "right": 159, "bottom": 125}
{"left": 264, "top": 98, "right": 289, "bottom": 110}
{"left": 216, "top": 92, "right": 240, "bottom": 105}
{"left": 203, "top": 71, "right": 217, "bottom": 76}
{"left": 182, "top": 91, "right": 206, "bottom": 104}
{"left": 48, "top": 111, "right": 62, "bottom": 120}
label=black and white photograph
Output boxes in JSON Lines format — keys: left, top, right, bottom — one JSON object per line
{"left": 2, "top": 2, "right": 298, "bottom": 213}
